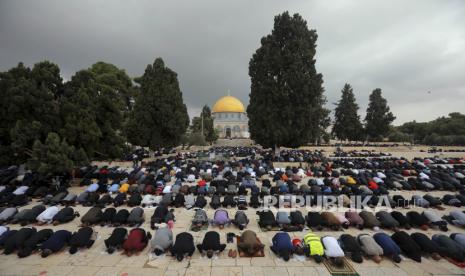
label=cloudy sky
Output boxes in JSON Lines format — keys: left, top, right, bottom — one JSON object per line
{"left": 1, "top": 0, "right": 464, "bottom": 124}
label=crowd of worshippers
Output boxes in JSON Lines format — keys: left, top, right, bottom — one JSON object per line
{"left": 2, "top": 224, "right": 465, "bottom": 265}
{"left": 331, "top": 149, "right": 393, "bottom": 158}
{"left": 1, "top": 152, "right": 465, "bottom": 265}
{"left": 1, "top": 156, "right": 465, "bottom": 223}
{"left": 3, "top": 155, "right": 465, "bottom": 211}
{"left": 191, "top": 147, "right": 326, "bottom": 163}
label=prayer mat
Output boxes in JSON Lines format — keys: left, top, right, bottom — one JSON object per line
{"left": 323, "top": 258, "right": 359, "bottom": 276}
{"left": 236, "top": 236, "right": 265, "bottom": 257}
{"left": 445, "top": 257, "right": 465, "bottom": 268}
{"left": 256, "top": 219, "right": 281, "bottom": 231}
{"left": 190, "top": 223, "right": 208, "bottom": 232}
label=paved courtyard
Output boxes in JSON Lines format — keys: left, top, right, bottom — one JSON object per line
{"left": 1, "top": 151, "right": 465, "bottom": 276}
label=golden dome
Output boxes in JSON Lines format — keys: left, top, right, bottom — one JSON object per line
{"left": 212, "top": 95, "right": 245, "bottom": 113}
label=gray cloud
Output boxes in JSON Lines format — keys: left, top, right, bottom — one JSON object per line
{"left": 1, "top": 0, "right": 464, "bottom": 124}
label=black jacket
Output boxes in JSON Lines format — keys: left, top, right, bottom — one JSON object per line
{"left": 170, "top": 232, "right": 195, "bottom": 258}
{"left": 17, "top": 229, "right": 53, "bottom": 258}
{"left": 410, "top": 232, "right": 444, "bottom": 255}
{"left": 391, "top": 211, "right": 411, "bottom": 228}
{"left": 3, "top": 227, "right": 37, "bottom": 254}
{"left": 339, "top": 234, "right": 363, "bottom": 263}
{"left": 102, "top": 208, "right": 117, "bottom": 223}
{"left": 53, "top": 207, "right": 75, "bottom": 223}
{"left": 104, "top": 227, "right": 128, "bottom": 250}
{"left": 391, "top": 231, "right": 422, "bottom": 262}
{"left": 81, "top": 207, "right": 103, "bottom": 225}
{"left": 22, "top": 205, "right": 46, "bottom": 224}
{"left": 194, "top": 195, "right": 207, "bottom": 208}
{"left": 113, "top": 209, "right": 130, "bottom": 224}
{"left": 306, "top": 212, "right": 324, "bottom": 228}
{"left": 406, "top": 211, "right": 428, "bottom": 227}
{"left": 257, "top": 210, "right": 277, "bottom": 227}
{"left": 290, "top": 211, "right": 305, "bottom": 225}
{"left": 69, "top": 227, "right": 94, "bottom": 253}
{"left": 197, "top": 231, "right": 225, "bottom": 252}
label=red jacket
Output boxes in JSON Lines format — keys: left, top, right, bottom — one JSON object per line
{"left": 123, "top": 229, "right": 147, "bottom": 252}
{"left": 368, "top": 180, "right": 379, "bottom": 190}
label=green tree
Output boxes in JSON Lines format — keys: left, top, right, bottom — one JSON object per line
{"left": 27, "top": 132, "right": 74, "bottom": 175}
{"left": 247, "top": 12, "right": 329, "bottom": 148}
{"left": 60, "top": 70, "right": 101, "bottom": 158}
{"left": 397, "top": 112, "right": 465, "bottom": 145}
{"left": 0, "top": 61, "right": 62, "bottom": 165}
{"left": 126, "top": 58, "right": 189, "bottom": 149}
{"left": 191, "top": 105, "right": 218, "bottom": 144}
{"left": 332, "top": 83, "right": 364, "bottom": 141}
{"left": 61, "top": 62, "right": 131, "bottom": 159}
{"left": 364, "top": 88, "right": 395, "bottom": 141}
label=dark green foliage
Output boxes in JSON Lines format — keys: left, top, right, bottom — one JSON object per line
{"left": 187, "top": 132, "right": 207, "bottom": 146}
{"left": 60, "top": 71, "right": 101, "bottom": 158}
{"left": 0, "top": 60, "right": 133, "bottom": 167}
{"left": 332, "top": 83, "right": 364, "bottom": 141}
{"left": 364, "top": 88, "right": 395, "bottom": 141}
{"left": 387, "top": 126, "right": 411, "bottom": 143}
{"left": 27, "top": 132, "right": 74, "bottom": 175}
{"left": 10, "top": 120, "right": 42, "bottom": 161}
{"left": 247, "top": 12, "right": 329, "bottom": 148}
{"left": 70, "top": 147, "right": 89, "bottom": 167}
{"left": 0, "top": 62, "right": 62, "bottom": 165}
{"left": 126, "top": 58, "right": 189, "bottom": 150}
{"left": 191, "top": 105, "right": 218, "bottom": 144}
{"left": 397, "top": 112, "right": 465, "bottom": 145}
{"left": 61, "top": 62, "right": 131, "bottom": 159}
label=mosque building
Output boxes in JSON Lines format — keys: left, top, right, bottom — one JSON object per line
{"left": 212, "top": 94, "right": 249, "bottom": 138}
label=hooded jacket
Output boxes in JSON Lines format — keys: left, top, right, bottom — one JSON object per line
{"left": 69, "top": 227, "right": 94, "bottom": 254}
{"left": 170, "top": 232, "right": 195, "bottom": 259}
{"left": 104, "top": 227, "right": 128, "bottom": 251}
{"left": 127, "top": 207, "right": 144, "bottom": 225}
{"left": 81, "top": 207, "right": 103, "bottom": 225}
{"left": 391, "top": 231, "right": 422, "bottom": 262}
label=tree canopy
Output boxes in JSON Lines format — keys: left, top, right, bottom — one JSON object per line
{"left": 0, "top": 61, "right": 62, "bottom": 165}
{"left": 395, "top": 112, "right": 465, "bottom": 145}
{"left": 247, "top": 12, "right": 329, "bottom": 148}
{"left": 191, "top": 105, "right": 218, "bottom": 144}
{"left": 126, "top": 58, "right": 189, "bottom": 150}
{"left": 60, "top": 62, "right": 133, "bottom": 160}
{"left": 27, "top": 132, "right": 75, "bottom": 175}
{"left": 364, "top": 88, "right": 395, "bottom": 141}
{"left": 332, "top": 83, "right": 364, "bottom": 141}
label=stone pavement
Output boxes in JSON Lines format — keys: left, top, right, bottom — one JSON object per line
{"left": 1, "top": 178, "right": 465, "bottom": 275}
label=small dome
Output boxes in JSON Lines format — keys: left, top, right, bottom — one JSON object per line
{"left": 212, "top": 95, "right": 245, "bottom": 113}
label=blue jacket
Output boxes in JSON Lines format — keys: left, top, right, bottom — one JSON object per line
{"left": 86, "top": 183, "right": 99, "bottom": 193}
{"left": 373, "top": 232, "right": 400, "bottom": 256}
{"left": 109, "top": 183, "right": 120, "bottom": 193}
{"left": 271, "top": 232, "right": 293, "bottom": 252}
{"left": 42, "top": 230, "right": 72, "bottom": 252}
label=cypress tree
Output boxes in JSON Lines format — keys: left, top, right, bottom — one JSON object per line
{"left": 247, "top": 12, "right": 329, "bottom": 148}
{"left": 191, "top": 105, "right": 218, "bottom": 144}
{"left": 332, "top": 83, "right": 364, "bottom": 141}
{"left": 0, "top": 61, "right": 62, "bottom": 165}
{"left": 365, "top": 88, "right": 396, "bottom": 141}
{"left": 126, "top": 58, "right": 189, "bottom": 149}
{"left": 27, "top": 132, "right": 74, "bottom": 175}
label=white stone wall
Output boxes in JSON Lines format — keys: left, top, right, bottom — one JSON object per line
{"left": 213, "top": 112, "right": 249, "bottom": 138}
